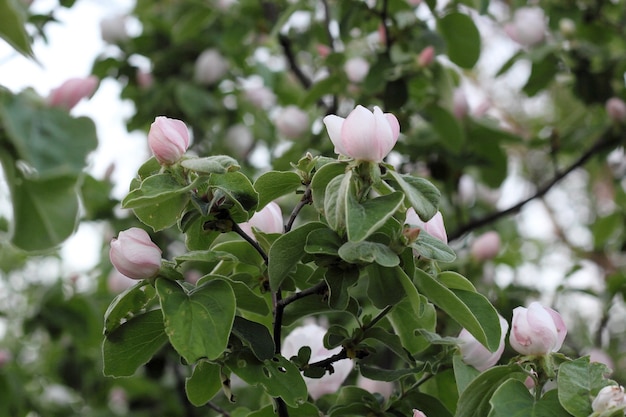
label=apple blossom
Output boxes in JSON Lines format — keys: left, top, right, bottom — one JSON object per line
{"left": 592, "top": 385, "right": 626, "bottom": 413}
{"left": 47, "top": 76, "right": 99, "bottom": 110}
{"left": 509, "top": 302, "right": 567, "bottom": 356}
{"left": 148, "top": 116, "right": 190, "bottom": 165}
{"left": 344, "top": 57, "right": 370, "bottom": 83}
{"left": 107, "top": 269, "right": 136, "bottom": 293}
{"left": 323, "top": 105, "right": 400, "bottom": 162}
{"left": 417, "top": 46, "right": 435, "bottom": 67}
{"left": 504, "top": 7, "right": 546, "bottom": 47}
{"left": 194, "top": 48, "right": 229, "bottom": 85}
{"left": 275, "top": 105, "right": 310, "bottom": 139}
{"left": 470, "top": 231, "right": 501, "bottom": 261}
{"left": 453, "top": 89, "right": 469, "bottom": 120}
{"left": 606, "top": 97, "right": 626, "bottom": 123}
{"left": 589, "top": 348, "right": 614, "bottom": 373}
{"left": 136, "top": 69, "right": 154, "bottom": 89}
{"left": 109, "top": 227, "right": 162, "bottom": 280}
{"left": 0, "top": 349, "right": 11, "bottom": 367}
{"left": 100, "top": 15, "right": 129, "bottom": 44}
{"left": 239, "top": 202, "right": 284, "bottom": 238}
{"left": 405, "top": 208, "right": 448, "bottom": 244}
{"left": 412, "top": 410, "right": 427, "bottom": 417}
{"left": 458, "top": 315, "right": 509, "bottom": 371}
{"left": 244, "top": 85, "right": 276, "bottom": 110}
{"left": 282, "top": 323, "right": 353, "bottom": 399}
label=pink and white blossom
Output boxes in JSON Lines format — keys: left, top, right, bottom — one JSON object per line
{"left": 470, "top": 231, "right": 501, "bottom": 261}
{"left": 109, "top": 228, "right": 162, "bottom": 280}
{"left": 344, "top": 57, "right": 370, "bottom": 83}
{"left": 148, "top": 116, "right": 190, "bottom": 165}
{"left": 504, "top": 7, "right": 546, "bottom": 47}
{"left": 323, "top": 105, "right": 400, "bottom": 162}
{"left": 47, "top": 76, "right": 99, "bottom": 110}
{"left": 405, "top": 208, "right": 448, "bottom": 244}
{"left": 239, "top": 202, "right": 284, "bottom": 238}
{"left": 282, "top": 323, "right": 353, "bottom": 399}
{"left": 194, "top": 48, "right": 229, "bottom": 85}
{"left": 275, "top": 106, "right": 310, "bottom": 139}
{"left": 458, "top": 315, "right": 509, "bottom": 371}
{"left": 509, "top": 302, "right": 567, "bottom": 356}
{"left": 592, "top": 385, "right": 626, "bottom": 413}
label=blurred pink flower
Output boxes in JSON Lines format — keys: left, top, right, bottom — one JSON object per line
{"left": 470, "top": 231, "right": 501, "bottom": 261}
{"left": 275, "top": 106, "right": 310, "bottom": 139}
{"left": 504, "top": 7, "right": 546, "bottom": 47}
{"left": 606, "top": 97, "right": 626, "bottom": 123}
{"left": 194, "top": 48, "right": 229, "bottom": 85}
{"left": 344, "top": 57, "right": 370, "bottom": 83}
{"left": 47, "top": 76, "right": 99, "bottom": 110}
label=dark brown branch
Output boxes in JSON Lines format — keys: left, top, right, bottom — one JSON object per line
{"left": 278, "top": 34, "right": 312, "bottom": 89}
{"left": 285, "top": 184, "right": 312, "bottom": 232}
{"left": 230, "top": 220, "right": 269, "bottom": 264}
{"left": 277, "top": 281, "right": 328, "bottom": 308}
{"left": 449, "top": 130, "right": 622, "bottom": 241}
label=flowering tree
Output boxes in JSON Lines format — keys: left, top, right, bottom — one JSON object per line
{"left": 2, "top": 0, "right": 626, "bottom": 416}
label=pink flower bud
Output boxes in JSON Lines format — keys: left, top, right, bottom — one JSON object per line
{"left": 344, "top": 57, "right": 370, "bottom": 83}
{"left": 509, "top": 302, "right": 567, "bottom": 356}
{"left": 100, "top": 15, "right": 128, "bottom": 44}
{"left": 148, "top": 116, "right": 190, "bottom": 165}
{"left": 194, "top": 48, "right": 229, "bottom": 85}
{"left": 47, "top": 76, "right": 99, "bottom": 110}
{"left": 606, "top": 97, "right": 626, "bottom": 123}
{"left": 589, "top": 348, "right": 614, "bottom": 373}
{"left": 470, "top": 231, "right": 501, "bottom": 261}
{"left": 316, "top": 44, "right": 331, "bottom": 58}
{"left": 592, "top": 385, "right": 626, "bottom": 413}
{"left": 244, "top": 85, "right": 276, "bottom": 110}
{"left": 453, "top": 89, "right": 469, "bottom": 120}
{"left": 417, "top": 46, "right": 435, "bottom": 67}
{"left": 323, "top": 105, "right": 400, "bottom": 162}
{"left": 458, "top": 315, "right": 509, "bottom": 371}
{"left": 136, "top": 69, "right": 153, "bottom": 89}
{"left": 504, "top": 7, "right": 546, "bottom": 47}
{"left": 239, "top": 202, "right": 284, "bottom": 238}
{"left": 109, "top": 228, "right": 162, "bottom": 280}
{"left": 0, "top": 350, "right": 12, "bottom": 367}
{"left": 412, "top": 410, "right": 427, "bottom": 417}
{"left": 275, "top": 105, "right": 310, "bottom": 139}
{"left": 405, "top": 208, "right": 448, "bottom": 244}
{"left": 282, "top": 323, "right": 353, "bottom": 399}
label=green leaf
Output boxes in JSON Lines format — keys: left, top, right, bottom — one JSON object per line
{"left": 359, "top": 364, "right": 420, "bottom": 382}
{"left": 453, "top": 354, "right": 480, "bottom": 395}
{"left": 122, "top": 174, "right": 196, "bottom": 208}
{"left": 254, "top": 171, "right": 302, "bottom": 209}
{"left": 423, "top": 104, "right": 465, "bottom": 152}
{"left": 489, "top": 379, "right": 570, "bottom": 417}
{"left": 174, "top": 250, "right": 237, "bottom": 265}
{"left": 388, "top": 296, "right": 436, "bottom": 355}
{"left": 0, "top": 93, "right": 97, "bottom": 177}
{"left": 438, "top": 271, "right": 476, "bottom": 292}
{"left": 324, "top": 172, "right": 352, "bottom": 232}
{"left": 412, "top": 231, "right": 457, "bottom": 262}
{"left": 103, "top": 281, "right": 156, "bottom": 335}
{"left": 324, "top": 266, "right": 359, "bottom": 310}
{"left": 230, "top": 281, "right": 270, "bottom": 316}
{"left": 102, "top": 309, "right": 168, "bottom": 377}
{"left": 180, "top": 155, "right": 240, "bottom": 174}
{"left": 310, "top": 162, "right": 347, "bottom": 213}
{"left": 305, "top": 228, "right": 343, "bottom": 256}
{"left": 557, "top": 356, "right": 612, "bottom": 417}
{"left": 209, "top": 171, "right": 259, "bottom": 222}
{"left": 226, "top": 351, "right": 308, "bottom": 407}
{"left": 231, "top": 316, "right": 275, "bottom": 361}
{"left": 268, "top": 222, "right": 326, "bottom": 290}
{"left": 0, "top": 0, "right": 33, "bottom": 58}
{"left": 362, "top": 326, "right": 417, "bottom": 364}
{"left": 185, "top": 361, "right": 222, "bottom": 406}
{"left": 415, "top": 269, "right": 500, "bottom": 351}
{"left": 438, "top": 12, "right": 481, "bottom": 69}
{"left": 346, "top": 191, "right": 404, "bottom": 242}
{"left": 156, "top": 278, "right": 236, "bottom": 363}
{"left": 10, "top": 174, "right": 80, "bottom": 251}
{"left": 456, "top": 365, "right": 527, "bottom": 417}
{"left": 339, "top": 241, "right": 399, "bottom": 267}
{"left": 523, "top": 53, "right": 558, "bottom": 97}
{"left": 385, "top": 171, "right": 440, "bottom": 222}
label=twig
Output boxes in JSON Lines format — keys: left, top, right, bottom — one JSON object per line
{"left": 207, "top": 402, "right": 231, "bottom": 417}
{"left": 278, "top": 34, "right": 312, "bottom": 89}
{"left": 285, "top": 184, "right": 312, "bottom": 232}
{"left": 230, "top": 220, "right": 269, "bottom": 264}
{"left": 277, "top": 281, "right": 328, "bottom": 308}
{"left": 273, "top": 289, "right": 284, "bottom": 354}
{"left": 449, "top": 130, "right": 622, "bottom": 241}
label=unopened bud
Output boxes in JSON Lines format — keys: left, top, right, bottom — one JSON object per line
{"left": 417, "top": 46, "right": 435, "bottom": 67}
{"left": 344, "top": 57, "right": 370, "bottom": 83}
{"left": 606, "top": 97, "right": 626, "bottom": 123}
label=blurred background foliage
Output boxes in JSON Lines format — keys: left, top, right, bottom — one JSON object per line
{"left": 1, "top": 0, "right": 626, "bottom": 415}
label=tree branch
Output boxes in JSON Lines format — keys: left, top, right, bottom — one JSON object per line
{"left": 278, "top": 34, "right": 312, "bottom": 89}
{"left": 285, "top": 184, "right": 312, "bottom": 232}
{"left": 449, "top": 130, "right": 622, "bottom": 241}
{"left": 230, "top": 220, "right": 269, "bottom": 264}
{"left": 277, "top": 281, "right": 328, "bottom": 308}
